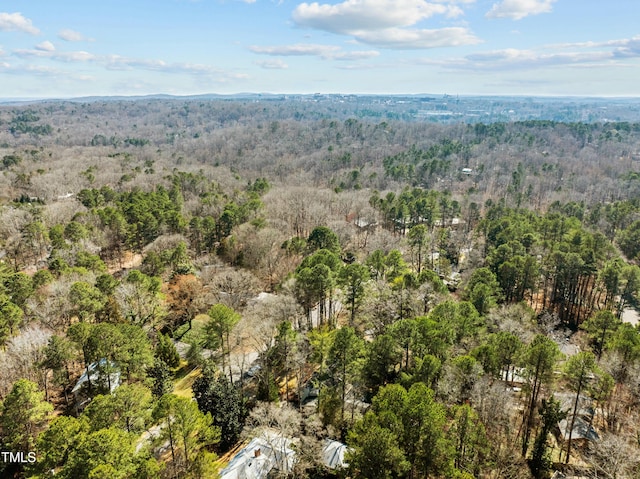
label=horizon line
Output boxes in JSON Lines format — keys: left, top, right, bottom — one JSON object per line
{"left": 2, "top": 92, "right": 640, "bottom": 104}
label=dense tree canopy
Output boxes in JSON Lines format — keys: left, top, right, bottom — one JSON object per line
{"left": 2, "top": 99, "right": 640, "bottom": 479}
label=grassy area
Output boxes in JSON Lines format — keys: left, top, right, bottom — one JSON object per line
{"left": 170, "top": 312, "right": 217, "bottom": 399}
{"left": 173, "top": 313, "right": 209, "bottom": 345}
{"left": 173, "top": 364, "right": 201, "bottom": 399}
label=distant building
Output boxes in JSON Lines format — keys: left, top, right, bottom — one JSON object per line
{"left": 354, "top": 217, "right": 377, "bottom": 230}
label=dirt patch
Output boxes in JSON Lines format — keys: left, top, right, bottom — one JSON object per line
{"left": 107, "top": 251, "right": 143, "bottom": 275}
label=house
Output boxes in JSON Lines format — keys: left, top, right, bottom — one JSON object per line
{"left": 72, "top": 359, "right": 121, "bottom": 409}
{"left": 297, "top": 370, "right": 321, "bottom": 403}
{"left": 353, "top": 217, "right": 377, "bottom": 230}
{"left": 503, "top": 366, "right": 527, "bottom": 386}
{"left": 219, "top": 431, "right": 296, "bottom": 479}
{"left": 558, "top": 416, "right": 599, "bottom": 443}
{"left": 555, "top": 393, "right": 594, "bottom": 421}
{"left": 299, "top": 381, "right": 320, "bottom": 403}
{"left": 322, "top": 440, "right": 350, "bottom": 470}
{"left": 554, "top": 392, "right": 599, "bottom": 445}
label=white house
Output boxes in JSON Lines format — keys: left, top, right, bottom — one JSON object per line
{"left": 322, "top": 439, "right": 350, "bottom": 470}
{"left": 219, "top": 431, "right": 296, "bottom": 479}
{"left": 72, "top": 358, "right": 121, "bottom": 410}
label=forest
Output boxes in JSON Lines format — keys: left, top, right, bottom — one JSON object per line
{"left": 1, "top": 96, "right": 640, "bottom": 479}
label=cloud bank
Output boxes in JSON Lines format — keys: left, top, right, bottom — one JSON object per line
{"left": 0, "top": 12, "right": 40, "bottom": 35}
{"left": 486, "top": 0, "right": 557, "bottom": 20}
{"left": 249, "top": 43, "right": 380, "bottom": 60}
{"left": 291, "top": 0, "right": 480, "bottom": 49}
{"left": 58, "top": 29, "right": 93, "bottom": 42}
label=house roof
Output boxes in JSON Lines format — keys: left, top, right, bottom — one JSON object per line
{"left": 554, "top": 393, "right": 594, "bottom": 419}
{"left": 322, "top": 440, "right": 350, "bottom": 469}
{"left": 354, "top": 218, "right": 377, "bottom": 229}
{"left": 558, "top": 416, "right": 599, "bottom": 442}
{"left": 219, "top": 432, "right": 296, "bottom": 479}
{"left": 71, "top": 358, "right": 120, "bottom": 394}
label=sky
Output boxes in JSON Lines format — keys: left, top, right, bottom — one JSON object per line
{"left": 1, "top": 0, "right": 639, "bottom": 98}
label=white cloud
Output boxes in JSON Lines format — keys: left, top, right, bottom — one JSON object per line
{"left": 486, "top": 0, "right": 556, "bottom": 20}
{"left": 255, "top": 59, "right": 289, "bottom": 69}
{"left": 293, "top": 0, "right": 451, "bottom": 33}
{"left": 445, "top": 6, "right": 465, "bottom": 17}
{"left": 353, "top": 26, "right": 480, "bottom": 49}
{"left": 0, "top": 63, "right": 98, "bottom": 89}
{"left": 420, "top": 45, "right": 622, "bottom": 73}
{"left": 292, "top": 0, "right": 478, "bottom": 49}
{"left": 0, "top": 12, "right": 40, "bottom": 35}
{"left": 333, "top": 50, "right": 380, "bottom": 60}
{"left": 249, "top": 43, "right": 380, "bottom": 60}
{"left": 104, "top": 55, "right": 168, "bottom": 71}
{"left": 60, "top": 51, "right": 95, "bottom": 62}
{"left": 544, "top": 37, "right": 640, "bottom": 51}
{"left": 12, "top": 41, "right": 247, "bottom": 83}
{"left": 1, "top": 62, "right": 81, "bottom": 78}
{"left": 466, "top": 48, "right": 612, "bottom": 67}
{"left": 103, "top": 55, "right": 249, "bottom": 81}
{"left": 35, "top": 41, "right": 55, "bottom": 52}
{"left": 612, "top": 36, "right": 640, "bottom": 58}
{"left": 22, "top": 64, "right": 67, "bottom": 75}
{"left": 250, "top": 43, "right": 341, "bottom": 57}
{"left": 14, "top": 48, "right": 95, "bottom": 62}
{"left": 58, "top": 29, "right": 93, "bottom": 42}
{"left": 537, "top": 36, "right": 640, "bottom": 62}
{"left": 334, "top": 62, "right": 383, "bottom": 70}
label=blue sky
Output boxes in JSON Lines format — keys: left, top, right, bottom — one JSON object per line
{"left": 1, "top": 0, "right": 639, "bottom": 98}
